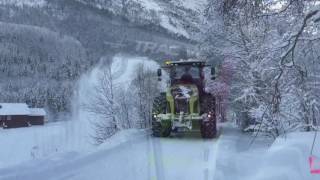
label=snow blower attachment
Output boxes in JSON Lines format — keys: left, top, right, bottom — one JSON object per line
{"left": 152, "top": 60, "right": 217, "bottom": 139}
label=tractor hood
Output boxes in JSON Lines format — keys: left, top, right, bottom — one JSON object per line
{"left": 170, "top": 84, "right": 199, "bottom": 99}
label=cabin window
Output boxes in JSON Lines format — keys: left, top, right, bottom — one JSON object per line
{"left": 7, "top": 116, "right": 11, "bottom": 121}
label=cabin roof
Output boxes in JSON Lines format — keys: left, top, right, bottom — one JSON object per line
{"left": 0, "top": 103, "right": 30, "bottom": 115}
{"left": 29, "top": 108, "right": 46, "bottom": 116}
{"left": 0, "top": 103, "right": 46, "bottom": 116}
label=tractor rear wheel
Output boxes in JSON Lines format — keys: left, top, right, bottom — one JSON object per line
{"left": 152, "top": 94, "right": 171, "bottom": 137}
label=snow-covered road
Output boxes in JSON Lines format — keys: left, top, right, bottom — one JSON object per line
{"left": 0, "top": 131, "right": 219, "bottom": 180}
{"left": 1, "top": 123, "right": 318, "bottom": 180}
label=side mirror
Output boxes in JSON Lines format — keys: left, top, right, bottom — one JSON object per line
{"left": 157, "top": 69, "right": 162, "bottom": 81}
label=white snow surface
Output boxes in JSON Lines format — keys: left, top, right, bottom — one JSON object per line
{"left": 214, "top": 123, "right": 320, "bottom": 180}
{"left": 0, "top": 128, "right": 218, "bottom": 180}
{"left": 173, "top": 0, "right": 207, "bottom": 11}
{"left": 138, "top": 0, "right": 161, "bottom": 11}
{"left": 159, "top": 15, "right": 190, "bottom": 38}
{"left": 248, "top": 132, "right": 320, "bottom": 180}
{"left": 0, "top": 121, "right": 93, "bottom": 169}
{"left": 0, "top": 103, "right": 46, "bottom": 116}
{"left": 1, "top": 120, "right": 319, "bottom": 180}
{"left": 135, "top": 0, "right": 206, "bottom": 38}
{"left": 0, "top": 103, "right": 30, "bottom": 115}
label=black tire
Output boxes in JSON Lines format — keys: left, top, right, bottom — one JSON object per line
{"left": 200, "top": 94, "right": 217, "bottom": 139}
{"left": 201, "top": 120, "right": 216, "bottom": 139}
{"left": 152, "top": 93, "right": 167, "bottom": 114}
{"left": 200, "top": 94, "right": 216, "bottom": 114}
{"left": 152, "top": 121, "right": 172, "bottom": 137}
{"left": 152, "top": 93, "right": 171, "bottom": 137}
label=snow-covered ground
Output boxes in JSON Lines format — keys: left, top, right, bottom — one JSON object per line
{"left": 214, "top": 124, "right": 320, "bottom": 180}
{"left": 0, "top": 121, "right": 319, "bottom": 180}
{"left": 0, "top": 121, "right": 93, "bottom": 169}
{"left": 0, "top": 129, "right": 218, "bottom": 180}
{"left": 249, "top": 132, "right": 320, "bottom": 180}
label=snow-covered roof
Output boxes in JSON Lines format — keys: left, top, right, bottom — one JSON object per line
{"left": 29, "top": 108, "right": 46, "bottom": 116}
{"left": 0, "top": 103, "right": 46, "bottom": 116}
{"left": 0, "top": 103, "right": 30, "bottom": 115}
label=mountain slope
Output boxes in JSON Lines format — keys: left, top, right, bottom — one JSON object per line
{"left": 0, "top": 22, "right": 88, "bottom": 113}
{"left": 75, "top": 0, "right": 208, "bottom": 39}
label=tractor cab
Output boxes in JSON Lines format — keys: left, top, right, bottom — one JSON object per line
{"left": 157, "top": 60, "right": 215, "bottom": 95}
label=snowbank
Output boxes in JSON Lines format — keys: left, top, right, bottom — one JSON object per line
{"left": 214, "top": 123, "right": 320, "bottom": 180}
{"left": 248, "top": 132, "right": 320, "bottom": 180}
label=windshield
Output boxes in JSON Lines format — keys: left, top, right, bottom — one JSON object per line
{"left": 172, "top": 66, "right": 201, "bottom": 79}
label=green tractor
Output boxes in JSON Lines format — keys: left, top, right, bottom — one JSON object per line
{"left": 152, "top": 60, "right": 217, "bottom": 139}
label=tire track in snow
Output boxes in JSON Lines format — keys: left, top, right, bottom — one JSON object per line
{"left": 210, "top": 135, "right": 221, "bottom": 180}
{"left": 204, "top": 147, "right": 210, "bottom": 180}
{"left": 204, "top": 147, "right": 210, "bottom": 162}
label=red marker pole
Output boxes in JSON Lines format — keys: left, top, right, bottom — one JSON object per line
{"left": 309, "top": 156, "right": 320, "bottom": 174}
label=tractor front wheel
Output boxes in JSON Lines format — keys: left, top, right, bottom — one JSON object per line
{"left": 152, "top": 94, "right": 171, "bottom": 137}
{"left": 152, "top": 121, "right": 172, "bottom": 137}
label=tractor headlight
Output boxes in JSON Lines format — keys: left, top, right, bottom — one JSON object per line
{"left": 153, "top": 114, "right": 158, "bottom": 118}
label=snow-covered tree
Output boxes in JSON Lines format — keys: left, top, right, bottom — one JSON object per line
{"left": 203, "top": 0, "right": 320, "bottom": 138}
{"left": 84, "top": 64, "right": 122, "bottom": 144}
{"left": 131, "top": 63, "right": 160, "bottom": 128}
